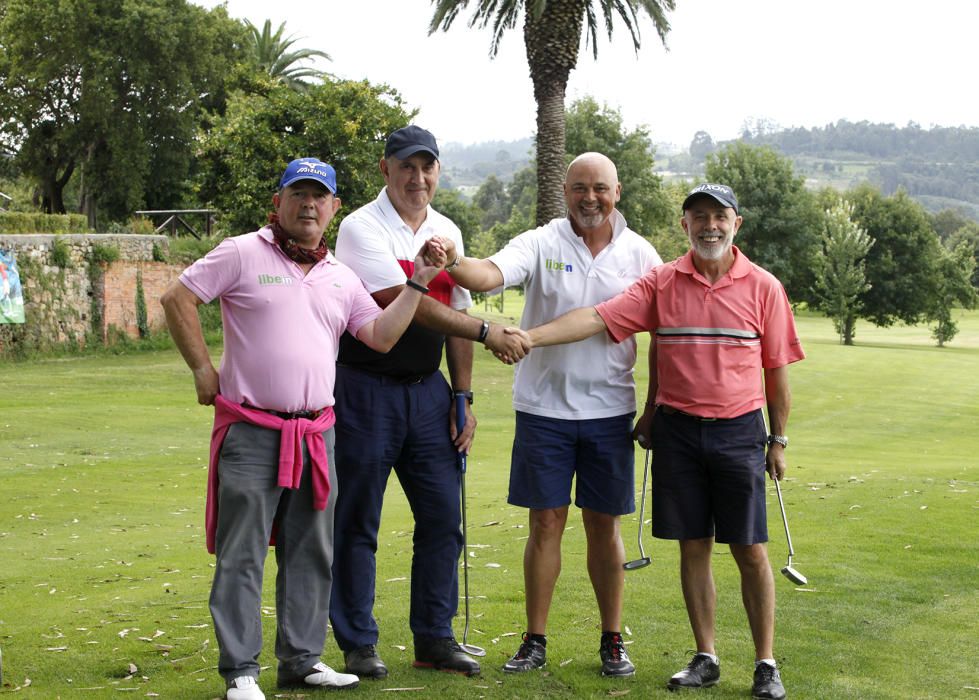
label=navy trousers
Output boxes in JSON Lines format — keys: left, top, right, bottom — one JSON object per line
{"left": 330, "top": 366, "right": 463, "bottom": 651}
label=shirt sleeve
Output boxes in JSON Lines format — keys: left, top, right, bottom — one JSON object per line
{"left": 595, "top": 268, "right": 659, "bottom": 344}
{"left": 343, "top": 269, "right": 384, "bottom": 338}
{"left": 178, "top": 237, "right": 242, "bottom": 303}
{"left": 760, "top": 278, "right": 806, "bottom": 369}
{"left": 489, "top": 227, "right": 540, "bottom": 289}
{"left": 335, "top": 214, "right": 409, "bottom": 294}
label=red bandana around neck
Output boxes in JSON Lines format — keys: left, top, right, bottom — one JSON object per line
{"left": 267, "top": 213, "right": 329, "bottom": 265}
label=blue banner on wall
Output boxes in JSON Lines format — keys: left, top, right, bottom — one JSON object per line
{"left": 0, "top": 249, "right": 25, "bottom": 324}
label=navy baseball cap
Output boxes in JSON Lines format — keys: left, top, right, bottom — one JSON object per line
{"left": 384, "top": 125, "right": 439, "bottom": 161}
{"left": 682, "top": 183, "right": 739, "bottom": 214}
{"left": 278, "top": 158, "right": 337, "bottom": 194}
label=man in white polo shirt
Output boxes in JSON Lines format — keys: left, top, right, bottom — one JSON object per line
{"left": 161, "top": 158, "right": 446, "bottom": 700}
{"left": 330, "top": 126, "right": 528, "bottom": 680}
{"left": 430, "top": 152, "right": 662, "bottom": 677}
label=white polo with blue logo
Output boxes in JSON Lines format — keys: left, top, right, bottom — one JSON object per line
{"left": 489, "top": 211, "right": 662, "bottom": 419}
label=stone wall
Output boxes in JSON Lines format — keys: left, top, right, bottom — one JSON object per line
{"left": 0, "top": 234, "right": 184, "bottom": 355}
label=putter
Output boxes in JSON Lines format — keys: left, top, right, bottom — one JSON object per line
{"left": 624, "top": 447, "right": 652, "bottom": 570}
{"left": 773, "top": 477, "right": 808, "bottom": 585}
{"left": 453, "top": 393, "right": 486, "bottom": 657}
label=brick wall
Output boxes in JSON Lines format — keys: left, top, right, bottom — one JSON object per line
{"left": 0, "top": 234, "right": 184, "bottom": 355}
{"left": 100, "top": 260, "right": 182, "bottom": 342}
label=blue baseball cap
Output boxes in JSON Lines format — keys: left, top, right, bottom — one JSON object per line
{"left": 278, "top": 158, "right": 337, "bottom": 194}
{"left": 384, "top": 125, "right": 439, "bottom": 161}
{"left": 683, "top": 183, "right": 739, "bottom": 214}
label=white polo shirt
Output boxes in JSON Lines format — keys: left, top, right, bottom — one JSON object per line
{"left": 489, "top": 212, "right": 662, "bottom": 420}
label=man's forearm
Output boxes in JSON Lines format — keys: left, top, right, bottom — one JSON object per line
{"left": 764, "top": 365, "right": 791, "bottom": 434}
{"left": 528, "top": 306, "right": 608, "bottom": 348}
{"left": 447, "top": 256, "right": 505, "bottom": 293}
{"left": 413, "top": 295, "right": 487, "bottom": 340}
{"left": 161, "top": 283, "right": 211, "bottom": 373}
{"left": 446, "top": 334, "right": 474, "bottom": 391}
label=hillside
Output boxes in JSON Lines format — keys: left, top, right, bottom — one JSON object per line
{"left": 443, "top": 122, "right": 979, "bottom": 222}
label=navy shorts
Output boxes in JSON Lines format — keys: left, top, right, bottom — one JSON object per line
{"left": 650, "top": 407, "right": 769, "bottom": 545}
{"left": 508, "top": 411, "right": 636, "bottom": 516}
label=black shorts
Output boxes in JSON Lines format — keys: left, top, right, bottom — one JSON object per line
{"left": 651, "top": 407, "right": 768, "bottom": 545}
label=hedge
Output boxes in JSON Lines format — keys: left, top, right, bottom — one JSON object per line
{"left": 0, "top": 212, "right": 90, "bottom": 234}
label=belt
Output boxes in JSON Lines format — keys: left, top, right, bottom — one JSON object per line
{"left": 242, "top": 403, "right": 324, "bottom": 420}
{"left": 337, "top": 363, "right": 429, "bottom": 385}
{"left": 659, "top": 405, "right": 718, "bottom": 422}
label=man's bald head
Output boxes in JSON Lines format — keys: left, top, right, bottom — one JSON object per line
{"left": 563, "top": 152, "right": 621, "bottom": 234}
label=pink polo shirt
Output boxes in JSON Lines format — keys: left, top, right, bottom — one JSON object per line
{"left": 596, "top": 246, "right": 805, "bottom": 419}
{"left": 179, "top": 227, "right": 382, "bottom": 413}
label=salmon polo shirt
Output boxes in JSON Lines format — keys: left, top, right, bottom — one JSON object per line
{"left": 596, "top": 246, "right": 805, "bottom": 419}
{"left": 179, "top": 227, "right": 382, "bottom": 413}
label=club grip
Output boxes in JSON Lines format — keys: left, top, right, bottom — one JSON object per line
{"left": 453, "top": 392, "right": 468, "bottom": 473}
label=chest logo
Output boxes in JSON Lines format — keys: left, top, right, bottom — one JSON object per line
{"left": 258, "top": 273, "right": 294, "bottom": 286}
{"left": 545, "top": 258, "right": 573, "bottom": 272}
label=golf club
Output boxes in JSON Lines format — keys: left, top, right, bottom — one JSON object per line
{"left": 624, "top": 446, "right": 652, "bottom": 570}
{"left": 773, "top": 476, "right": 808, "bottom": 585}
{"left": 453, "top": 393, "right": 486, "bottom": 657}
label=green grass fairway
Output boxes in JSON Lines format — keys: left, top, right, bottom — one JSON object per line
{"left": 1, "top": 308, "right": 977, "bottom": 699}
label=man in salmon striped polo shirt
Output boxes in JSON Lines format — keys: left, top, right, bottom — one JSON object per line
{"left": 518, "top": 183, "right": 805, "bottom": 700}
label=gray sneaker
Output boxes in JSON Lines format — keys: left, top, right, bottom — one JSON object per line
{"left": 668, "top": 653, "right": 720, "bottom": 690}
{"left": 599, "top": 632, "right": 635, "bottom": 677}
{"left": 752, "top": 662, "right": 786, "bottom": 700}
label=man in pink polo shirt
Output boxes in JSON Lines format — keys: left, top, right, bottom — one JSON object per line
{"left": 160, "top": 158, "right": 445, "bottom": 700}
{"left": 519, "top": 183, "right": 804, "bottom": 700}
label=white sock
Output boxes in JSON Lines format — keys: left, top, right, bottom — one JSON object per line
{"left": 697, "top": 652, "right": 719, "bottom": 664}
{"left": 756, "top": 658, "right": 777, "bottom": 668}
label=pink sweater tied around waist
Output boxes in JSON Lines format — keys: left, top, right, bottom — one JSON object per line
{"left": 205, "top": 394, "right": 336, "bottom": 553}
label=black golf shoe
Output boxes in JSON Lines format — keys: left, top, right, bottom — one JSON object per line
{"left": 667, "top": 653, "right": 720, "bottom": 690}
{"left": 599, "top": 632, "right": 635, "bottom": 677}
{"left": 344, "top": 645, "right": 388, "bottom": 679}
{"left": 502, "top": 632, "right": 546, "bottom": 673}
{"left": 413, "top": 636, "right": 480, "bottom": 676}
{"left": 751, "top": 662, "right": 786, "bottom": 700}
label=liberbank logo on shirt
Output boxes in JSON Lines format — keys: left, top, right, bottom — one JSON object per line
{"left": 545, "top": 258, "right": 573, "bottom": 272}
{"left": 258, "top": 273, "right": 294, "bottom": 286}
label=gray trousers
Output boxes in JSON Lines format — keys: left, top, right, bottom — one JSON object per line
{"left": 209, "top": 422, "right": 337, "bottom": 681}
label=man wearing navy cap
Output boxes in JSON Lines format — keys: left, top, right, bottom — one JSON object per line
{"left": 512, "top": 183, "right": 804, "bottom": 700}
{"left": 162, "top": 158, "right": 446, "bottom": 700}
{"left": 329, "top": 126, "right": 527, "bottom": 679}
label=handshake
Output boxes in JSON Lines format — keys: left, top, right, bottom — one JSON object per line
{"left": 421, "top": 236, "right": 532, "bottom": 365}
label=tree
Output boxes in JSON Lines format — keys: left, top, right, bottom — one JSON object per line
{"left": 473, "top": 175, "right": 512, "bottom": 229}
{"left": 564, "top": 96, "right": 672, "bottom": 240}
{"left": 945, "top": 222, "right": 979, "bottom": 288}
{"left": 705, "top": 143, "right": 822, "bottom": 302}
{"left": 812, "top": 200, "right": 875, "bottom": 345}
{"left": 926, "top": 242, "right": 977, "bottom": 346}
{"left": 429, "top": 0, "right": 674, "bottom": 227}
{"left": 0, "top": 0, "right": 245, "bottom": 223}
{"left": 244, "top": 19, "right": 330, "bottom": 90}
{"left": 194, "top": 79, "right": 413, "bottom": 237}
{"left": 689, "top": 130, "right": 715, "bottom": 162}
{"left": 847, "top": 184, "right": 943, "bottom": 327}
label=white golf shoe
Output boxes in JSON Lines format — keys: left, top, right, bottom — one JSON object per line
{"left": 226, "top": 675, "right": 265, "bottom": 700}
{"left": 278, "top": 661, "right": 359, "bottom": 690}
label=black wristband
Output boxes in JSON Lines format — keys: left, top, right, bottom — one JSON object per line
{"left": 477, "top": 319, "right": 490, "bottom": 343}
{"left": 454, "top": 390, "right": 474, "bottom": 405}
{"left": 405, "top": 278, "right": 429, "bottom": 294}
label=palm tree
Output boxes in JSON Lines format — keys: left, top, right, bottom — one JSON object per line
{"left": 245, "top": 19, "right": 331, "bottom": 90}
{"left": 430, "top": 0, "right": 674, "bottom": 226}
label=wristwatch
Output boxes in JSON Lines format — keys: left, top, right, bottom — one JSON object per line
{"left": 767, "top": 434, "right": 788, "bottom": 449}
{"left": 454, "top": 390, "right": 474, "bottom": 405}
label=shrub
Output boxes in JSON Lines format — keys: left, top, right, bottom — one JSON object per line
{"left": 0, "top": 212, "right": 89, "bottom": 234}
{"left": 50, "top": 236, "right": 72, "bottom": 268}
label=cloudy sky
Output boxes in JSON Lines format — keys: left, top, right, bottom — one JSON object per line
{"left": 198, "top": 0, "right": 977, "bottom": 148}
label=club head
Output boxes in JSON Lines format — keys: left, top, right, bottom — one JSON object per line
{"left": 623, "top": 557, "right": 651, "bottom": 571}
{"left": 781, "top": 565, "right": 808, "bottom": 586}
{"left": 459, "top": 643, "right": 487, "bottom": 657}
